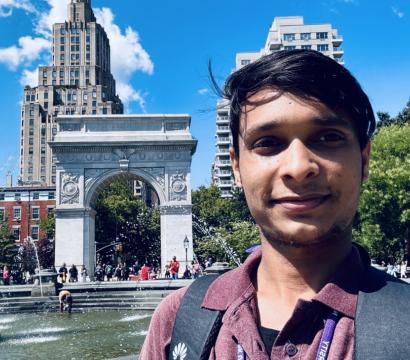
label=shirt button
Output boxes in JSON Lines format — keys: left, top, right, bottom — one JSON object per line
{"left": 285, "top": 342, "right": 298, "bottom": 357}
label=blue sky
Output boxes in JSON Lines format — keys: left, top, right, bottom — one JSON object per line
{"left": 0, "top": 0, "right": 409, "bottom": 188}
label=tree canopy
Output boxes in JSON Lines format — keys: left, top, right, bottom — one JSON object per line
{"left": 354, "top": 124, "right": 410, "bottom": 262}
{"left": 94, "top": 179, "right": 160, "bottom": 267}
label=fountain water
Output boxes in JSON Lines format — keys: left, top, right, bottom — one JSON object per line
{"left": 192, "top": 214, "right": 242, "bottom": 266}
{"left": 27, "top": 236, "right": 43, "bottom": 297}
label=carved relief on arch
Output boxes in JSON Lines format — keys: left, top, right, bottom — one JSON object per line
{"left": 169, "top": 169, "right": 187, "bottom": 201}
{"left": 60, "top": 172, "right": 80, "bottom": 204}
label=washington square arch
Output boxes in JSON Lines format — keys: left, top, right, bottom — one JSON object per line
{"left": 49, "top": 114, "right": 197, "bottom": 277}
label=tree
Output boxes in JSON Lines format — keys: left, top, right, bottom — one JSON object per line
{"left": 39, "top": 215, "right": 55, "bottom": 240}
{"left": 94, "top": 179, "right": 160, "bottom": 267}
{"left": 192, "top": 186, "right": 258, "bottom": 264}
{"left": 0, "top": 224, "right": 18, "bottom": 268}
{"left": 354, "top": 124, "right": 410, "bottom": 261}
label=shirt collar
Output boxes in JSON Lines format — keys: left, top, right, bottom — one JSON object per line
{"left": 313, "top": 244, "right": 366, "bottom": 318}
{"left": 202, "top": 244, "right": 368, "bottom": 318}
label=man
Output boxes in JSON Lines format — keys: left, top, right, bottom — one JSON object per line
{"left": 58, "top": 263, "right": 68, "bottom": 283}
{"left": 140, "top": 50, "right": 409, "bottom": 359}
{"left": 140, "top": 263, "right": 151, "bottom": 281}
{"left": 59, "top": 289, "right": 73, "bottom": 313}
{"left": 169, "top": 256, "right": 180, "bottom": 280}
{"left": 69, "top": 264, "right": 78, "bottom": 282}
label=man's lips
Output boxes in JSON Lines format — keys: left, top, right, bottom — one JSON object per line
{"left": 272, "top": 194, "right": 331, "bottom": 211}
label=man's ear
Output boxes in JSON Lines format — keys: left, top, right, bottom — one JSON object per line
{"left": 361, "top": 141, "right": 371, "bottom": 182}
{"left": 229, "top": 147, "right": 242, "bottom": 188}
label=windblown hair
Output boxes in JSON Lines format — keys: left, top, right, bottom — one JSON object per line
{"left": 215, "top": 49, "right": 376, "bottom": 153}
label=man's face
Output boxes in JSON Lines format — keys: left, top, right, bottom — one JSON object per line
{"left": 230, "top": 89, "right": 370, "bottom": 246}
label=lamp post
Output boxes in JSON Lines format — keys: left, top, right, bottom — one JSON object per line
{"left": 183, "top": 235, "right": 189, "bottom": 270}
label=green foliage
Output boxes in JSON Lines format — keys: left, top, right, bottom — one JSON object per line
{"left": 94, "top": 179, "right": 160, "bottom": 267}
{"left": 0, "top": 224, "right": 18, "bottom": 268}
{"left": 192, "top": 185, "right": 258, "bottom": 264}
{"left": 39, "top": 215, "right": 55, "bottom": 239}
{"left": 355, "top": 124, "right": 410, "bottom": 261}
{"left": 376, "top": 98, "right": 410, "bottom": 130}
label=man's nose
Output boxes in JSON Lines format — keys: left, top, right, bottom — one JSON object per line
{"left": 278, "top": 139, "right": 319, "bottom": 182}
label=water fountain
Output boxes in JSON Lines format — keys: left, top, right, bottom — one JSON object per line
{"left": 26, "top": 236, "right": 44, "bottom": 297}
{"left": 192, "top": 214, "right": 242, "bottom": 266}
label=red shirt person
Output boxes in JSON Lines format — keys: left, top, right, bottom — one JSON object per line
{"left": 169, "top": 256, "right": 180, "bottom": 280}
{"left": 140, "top": 264, "right": 151, "bottom": 281}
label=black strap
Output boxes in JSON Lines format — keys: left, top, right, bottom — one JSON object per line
{"left": 169, "top": 275, "right": 222, "bottom": 360}
{"left": 355, "top": 266, "right": 410, "bottom": 359}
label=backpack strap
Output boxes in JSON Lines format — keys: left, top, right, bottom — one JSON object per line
{"left": 355, "top": 266, "right": 410, "bottom": 360}
{"left": 169, "top": 275, "right": 223, "bottom": 360}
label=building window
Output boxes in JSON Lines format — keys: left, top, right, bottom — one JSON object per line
{"left": 240, "top": 59, "right": 251, "bottom": 66}
{"left": 13, "top": 207, "right": 21, "bottom": 219}
{"left": 14, "top": 193, "right": 21, "bottom": 201}
{"left": 31, "top": 226, "right": 39, "bottom": 240}
{"left": 316, "top": 32, "right": 328, "bottom": 40}
{"left": 284, "top": 46, "right": 296, "bottom": 50}
{"left": 0, "top": 208, "right": 4, "bottom": 221}
{"left": 60, "top": 28, "right": 65, "bottom": 35}
{"left": 48, "top": 192, "right": 55, "bottom": 200}
{"left": 0, "top": 193, "right": 4, "bottom": 201}
{"left": 283, "top": 33, "right": 295, "bottom": 41}
{"left": 12, "top": 227, "right": 20, "bottom": 241}
{"left": 47, "top": 207, "right": 55, "bottom": 216}
{"left": 32, "top": 207, "right": 40, "bottom": 219}
{"left": 317, "top": 44, "right": 329, "bottom": 52}
{"left": 300, "top": 33, "right": 311, "bottom": 41}
{"left": 301, "top": 45, "right": 312, "bottom": 50}
{"left": 33, "top": 192, "right": 39, "bottom": 200}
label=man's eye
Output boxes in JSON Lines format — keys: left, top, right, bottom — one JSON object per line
{"left": 316, "top": 132, "right": 345, "bottom": 143}
{"left": 252, "top": 137, "right": 283, "bottom": 149}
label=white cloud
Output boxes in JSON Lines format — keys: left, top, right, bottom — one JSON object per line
{"left": 0, "top": 36, "right": 50, "bottom": 70}
{"left": 198, "top": 88, "right": 209, "bottom": 95}
{"left": 20, "top": 68, "right": 38, "bottom": 87}
{"left": 0, "top": 0, "right": 36, "bottom": 17}
{"left": 392, "top": 6, "right": 404, "bottom": 18}
{"left": 94, "top": 7, "right": 154, "bottom": 110}
{"left": 35, "top": 0, "right": 67, "bottom": 38}
{"left": 117, "top": 83, "right": 147, "bottom": 113}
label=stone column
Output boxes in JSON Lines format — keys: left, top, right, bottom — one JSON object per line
{"left": 160, "top": 205, "right": 193, "bottom": 277}
{"left": 54, "top": 208, "right": 96, "bottom": 280}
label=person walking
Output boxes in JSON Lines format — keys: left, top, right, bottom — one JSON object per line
{"left": 169, "top": 256, "right": 180, "bottom": 280}
{"left": 2, "top": 265, "right": 10, "bottom": 286}
{"left": 400, "top": 260, "right": 408, "bottom": 279}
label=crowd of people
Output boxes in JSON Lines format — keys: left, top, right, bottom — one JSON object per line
{"left": 53, "top": 256, "right": 210, "bottom": 283}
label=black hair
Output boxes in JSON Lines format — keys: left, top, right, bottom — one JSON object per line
{"left": 216, "top": 49, "right": 376, "bottom": 154}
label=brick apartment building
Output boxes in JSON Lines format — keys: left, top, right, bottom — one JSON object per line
{"left": 0, "top": 186, "right": 56, "bottom": 242}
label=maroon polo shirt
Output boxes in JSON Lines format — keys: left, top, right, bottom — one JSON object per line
{"left": 140, "top": 246, "right": 365, "bottom": 359}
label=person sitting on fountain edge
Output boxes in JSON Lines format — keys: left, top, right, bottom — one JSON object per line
{"left": 139, "top": 49, "right": 410, "bottom": 360}
{"left": 59, "top": 289, "right": 73, "bottom": 314}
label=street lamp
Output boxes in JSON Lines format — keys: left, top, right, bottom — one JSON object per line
{"left": 183, "top": 235, "right": 189, "bottom": 270}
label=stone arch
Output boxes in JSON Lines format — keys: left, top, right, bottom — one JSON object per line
{"left": 84, "top": 168, "right": 166, "bottom": 209}
{"left": 50, "top": 114, "right": 197, "bottom": 278}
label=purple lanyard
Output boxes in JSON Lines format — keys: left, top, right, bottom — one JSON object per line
{"left": 237, "top": 310, "right": 339, "bottom": 360}
{"left": 315, "top": 310, "right": 339, "bottom": 360}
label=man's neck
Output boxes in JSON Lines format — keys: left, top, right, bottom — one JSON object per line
{"left": 254, "top": 233, "right": 352, "bottom": 329}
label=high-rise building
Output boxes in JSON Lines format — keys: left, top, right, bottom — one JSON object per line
{"left": 20, "top": 0, "right": 123, "bottom": 185}
{"left": 212, "top": 16, "right": 344, "bottom": 197}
